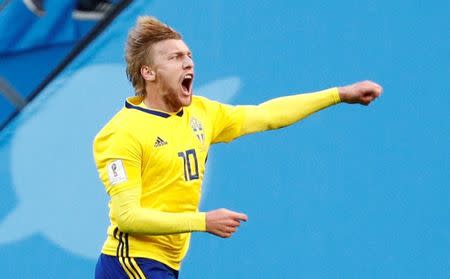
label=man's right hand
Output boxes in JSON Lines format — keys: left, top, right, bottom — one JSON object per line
{"left": 205, "top": 208, "right": 248, "bottom": 238}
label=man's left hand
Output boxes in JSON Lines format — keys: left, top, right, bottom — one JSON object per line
{"left": 338, "top": 80, "right": 383, "bottom": 106}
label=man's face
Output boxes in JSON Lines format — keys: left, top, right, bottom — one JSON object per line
{"left": 150, "top": 39, "right": 194, "bottom": 112}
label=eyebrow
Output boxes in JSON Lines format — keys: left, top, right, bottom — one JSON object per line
{"left": 167, "top": 50, "right": 192, "bottom": 57}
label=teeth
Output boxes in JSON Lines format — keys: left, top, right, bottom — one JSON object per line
{"left": 185, "top": 74, "right": 193, "bottom": 79}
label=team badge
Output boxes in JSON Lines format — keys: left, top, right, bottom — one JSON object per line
{"left": 190, "top": 117, "right": 205, "bottom": 146}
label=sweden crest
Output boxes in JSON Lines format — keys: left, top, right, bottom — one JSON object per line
{"left": 190, "top": 117, "right": 205, "bottom": 145}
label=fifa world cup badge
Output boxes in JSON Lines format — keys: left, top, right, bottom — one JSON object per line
{"left": 190, "top": 117, "right": 205, "bottom": 148}
{"left": 107, "top": 160, "right": 127, "bottom": 185}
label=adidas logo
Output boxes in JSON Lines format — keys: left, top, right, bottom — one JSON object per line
{"left": 154, "top": 136, "right": 168, "bottom": 147}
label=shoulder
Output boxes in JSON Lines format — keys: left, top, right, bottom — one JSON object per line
{"left": 192, "top": 95, "right": 210, "bottom": 106}
{"left": 191, "top": 95, "right": 225, "bottom": 112}
{"left": 94, "top": 107, "right": 143, "bottom": 146}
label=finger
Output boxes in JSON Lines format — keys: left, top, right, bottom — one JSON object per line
{"left": 376, "top": 87, "right": 383, "bottom": 97}
{"left": 228, "top": 220, "right": 241, "bottom": 227}
{"left": 361, "top": 100, "right": 370, "bottom": 106}
{"left": 367, "top": 80, "right": 382, "bottom": 91}
{"left": 225, "top": 226, "right": 237, "bottom": 233}
{"left": 369, "top": 88, "right": 381, "bottom": 98}
{"left": 364, "top": 95, "right": 375, "bottom": 104}
{"left": 233, "top": 212, "right": 248, "bottom": 222}
{"left": 214, "top": 230, "right": 228, "bottom": 238}
{"left": 221, "top": 232, "right": 232, "bottom": 238}
{"left": 363, "top": 90, "right": 377, "bottom": 97}
{"left": 373, "top": 84, "right": 383, "bottom": 96}
{"left": 219, "top": 226, "right": 234, "bottom": 234}
{"left": 375, "top": 83, "right": 383, "bottom": 92}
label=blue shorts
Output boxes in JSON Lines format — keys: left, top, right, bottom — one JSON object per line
{"left": 95, "top": 254, "right": 179, "bottom": 279}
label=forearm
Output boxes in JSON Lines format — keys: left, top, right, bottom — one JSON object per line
{"left": 240, "top": 87, "right": 340, "bottom": 135}
{"left": 111, "top": 187, "right": 206, "bottom": 235}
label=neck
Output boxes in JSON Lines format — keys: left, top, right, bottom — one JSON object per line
{"left": 143, "top": 88, "right": 181, "bottom": 113}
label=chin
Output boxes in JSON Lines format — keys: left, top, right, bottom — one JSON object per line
{"left": 180, "top": 95, "right": 192, "bottom": 107}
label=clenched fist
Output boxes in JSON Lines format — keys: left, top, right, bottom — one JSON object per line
{"left": 338, "top": 80, "right": 383, "bottom": 106}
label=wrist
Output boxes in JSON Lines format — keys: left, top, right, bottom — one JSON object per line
{"left": 338, "top": 86, "right": 349, "bottom": 103}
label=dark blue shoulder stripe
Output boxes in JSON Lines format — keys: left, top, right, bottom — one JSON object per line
{"left": 125, "top": 101, "right": 184, "bottom": 118}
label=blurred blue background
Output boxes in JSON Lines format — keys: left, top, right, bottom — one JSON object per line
{"left": 0, "top": 0, "right": 449, "bottom": 278}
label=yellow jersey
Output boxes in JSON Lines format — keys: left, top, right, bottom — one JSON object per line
{"left": 93, "top": 88, "right": 340, "bottom": 270}
{"left": 93, "top": 95, "right": 247, "bottom": 269}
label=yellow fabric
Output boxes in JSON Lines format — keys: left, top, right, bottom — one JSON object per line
{"left": 111, "top": 187, "right": 206, "bottom": 234}
{"left": 93, "top": 88, "right": 339, "bottom": 270}
{"left": 93, "top": 95, "right": 246, "bottom": 270}
{"left": 240, "top": 87, "right": 340, "bottom": 135}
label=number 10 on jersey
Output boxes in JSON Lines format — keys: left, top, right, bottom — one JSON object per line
{"left": 178, "top": 149, "right": 199, "bottom": 181}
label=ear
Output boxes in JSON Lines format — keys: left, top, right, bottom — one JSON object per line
{"left": 141, "top": 65, "right": 156, "bottom": 81}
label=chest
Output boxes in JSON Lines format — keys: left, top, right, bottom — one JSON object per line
{"left": 139, "top": 114, "right": 210, "bottom": 182}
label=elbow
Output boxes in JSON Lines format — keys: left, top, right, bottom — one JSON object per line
{"left": 266, "top": 122, "right": 283, "bottom": 130}
{"left": 112, "top": 206, "right": 139, "bottom": 234}
{"left": 115, "top": 213, "right": 134, "bottom": 233}
{"left": 116, "top": 220, "right": 133, "bottom": 234}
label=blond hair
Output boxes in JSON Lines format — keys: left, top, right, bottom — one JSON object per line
{"left": 125, "top": 16, "right": 181, "bottom": 96}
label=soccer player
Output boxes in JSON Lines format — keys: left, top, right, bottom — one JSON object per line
{"left": 93, "top": 16, "right": 382, "bottom": 279}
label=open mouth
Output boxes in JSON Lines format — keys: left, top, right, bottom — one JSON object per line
{"left": 181, "top": 73, "right": 194, "bottom": 95}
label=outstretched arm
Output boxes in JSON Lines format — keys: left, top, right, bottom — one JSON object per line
{"left": 240, "top": 80, "right": 382, "bottom": 135}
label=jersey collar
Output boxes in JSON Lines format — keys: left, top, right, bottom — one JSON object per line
{"left": 125, "top": 97, "right": 184, "bottom": 118}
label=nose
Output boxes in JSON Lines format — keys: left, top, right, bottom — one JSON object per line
{"left": 182, "top": 55, "right": 194, "bottom": 69}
